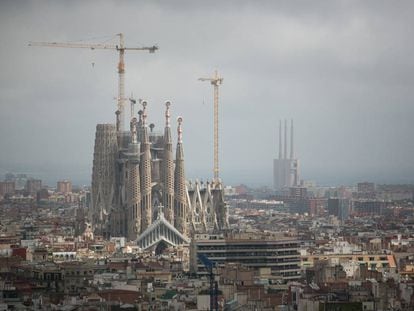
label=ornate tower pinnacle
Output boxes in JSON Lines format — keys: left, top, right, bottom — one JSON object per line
{"left": 165, "top": 100, "right": 171, "bottom": 127}
{"left": 140, "top": 100, "right": 152, "bottom": 231}
{"left": 163, "top": 101, "right": 174, "bottom": 223}
{"left": 130, "top": 117, "right": 138, "bottom": 144}
{"left": 141, "top": 100, "right": 148, "bottom": 127}
{"left": 177, "top": 116, "right": 183, "bottom": 143}
{"left": 137, "top": 110, "right": 143, "bottom": 142}
{"left": 174, "top": 116, "right": 187, "bottom": 235}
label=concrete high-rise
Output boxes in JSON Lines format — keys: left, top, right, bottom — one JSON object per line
{"left": 273, "top": 119, "right": 299, "bottom": 190}
{"left": 328, "top": 198, "right": 351, "bottom": 222}
{"left": 0, "top": 181, "right": 15, "bottom": 197}
{"left": 26, "top": 179, "right": 42, "bottom": 194}
{"left": 57, "top": 180, "right": 72, "bottom": 193}
{"left": 190, "top": 234, "right": 301, "bottom": 281}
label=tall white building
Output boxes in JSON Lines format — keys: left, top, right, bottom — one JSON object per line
{"left": 273, "top": 119, "right": 299, "bottom": 190}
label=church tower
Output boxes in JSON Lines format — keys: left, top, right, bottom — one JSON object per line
{"left": 90, "top": 123, "right": 117, "bottom": 237}
{"left": 140, "top": 101, "right": 152, "bottom": 232}
{"left": 127, "top": 117, "right": 141, "bottom": 240}
{"left": 162, "top": 101, "right": 174, "bottom": 223}
{"left": 174, "top": 117, "right": 188, "bottom": 236}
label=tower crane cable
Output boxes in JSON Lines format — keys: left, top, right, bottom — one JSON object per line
{"left": 29, "top": 33, "right": 158, "bottom": 131}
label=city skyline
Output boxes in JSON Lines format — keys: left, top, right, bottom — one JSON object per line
{"left": 1, "top": 1, "right": 414, "bottom": 186}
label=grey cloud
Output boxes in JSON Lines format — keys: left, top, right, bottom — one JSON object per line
{"left": 1, "top": 1, "right": 414, "bottom": 186}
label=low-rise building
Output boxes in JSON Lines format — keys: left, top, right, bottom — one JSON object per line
{"left": 190, "top": 234, "right": 301, "bottom": 282}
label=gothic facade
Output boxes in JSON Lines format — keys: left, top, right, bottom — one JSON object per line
{"left": 90, "top": 101, "right": 228, "bottom": 241}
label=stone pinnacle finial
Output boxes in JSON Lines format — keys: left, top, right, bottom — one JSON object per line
{"left": 141, "top": 100, "right": 148, "bottom": 127}
{"left": 157, "top": 203, "right": 164, "bottom": 220}
{"left": 131, "top": 117, "right": 138, "bottom": 144}
{"left": 165, "top": 101, "right": 171, "bottom": 127}
{"left": 177, "top": 116, "right": 183, "bottom": 143}
{"left": 115, "top": 110, "right": 121, "bottom": 132}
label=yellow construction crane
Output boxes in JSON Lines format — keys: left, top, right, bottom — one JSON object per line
{"left": 29, "top": 33, "right": 158, "bottom": 131}
{"left": 199, "top": 70, "right": 223, "bottom": 185}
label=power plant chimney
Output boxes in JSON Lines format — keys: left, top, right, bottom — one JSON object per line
{"left": 290, "top": 119, "right": 294, "bottom": 159}
{"left": 278, "top": 120, "right": 282, "bottom": 160}
{"left": 284, "top": 119, "right": 287, "bottom": 159}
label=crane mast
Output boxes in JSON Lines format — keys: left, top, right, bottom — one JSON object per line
{"left": 29, "top": 33, "right": 158, "bottom": 131}
{"left": 199, "top": 70, "right": 223, "bottom": 186}
{"left": 118, "top": 33, "right": 126, "bottom": 131}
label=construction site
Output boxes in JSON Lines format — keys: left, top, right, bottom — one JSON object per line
{"left": 30, "top": 33, "right": 229, "bottom": 244}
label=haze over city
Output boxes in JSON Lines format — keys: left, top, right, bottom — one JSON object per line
{"left": 1, "top": 0, "right": 414, "bottom": 186}
{"left": 3, "top": 2, "right": 414, "bottom": 310}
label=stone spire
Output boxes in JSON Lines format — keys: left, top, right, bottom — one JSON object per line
{"left": 174, "top": 116, "right": 187, "bottom": 235}
{"left": 91, "top": 123, "right": 117, "bottom": 238}
{"left": 127, "top": 117, "right": 141, "bottom": 240}
{"left": 137, "top": 109, "right": 143, "bottom": 142}
{"left": 140, "top": 101, "right": 152, "bottom": 232}
{"left": 130, "top": 117, "right": 138, "bottom": 144}
{"left": 162, "top": 101, "right": 174, "bottom": 223}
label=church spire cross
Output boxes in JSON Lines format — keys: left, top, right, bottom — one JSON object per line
{"left": 165, "top": 101, "right": 171, "bottom": 127}
{"left": 141, "top": 100, "right": 148, "bottom": 127}
{"left": 130, "top": 117, "right": 138, "bottom": 144}
{"left": 177, "top": 116, "right": 183, "bottom": 143}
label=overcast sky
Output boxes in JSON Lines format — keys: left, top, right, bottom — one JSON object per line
{"left": 1, "top": 0, "right": 413, "bottom": 187}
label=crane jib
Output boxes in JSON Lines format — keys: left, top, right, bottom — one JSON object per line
{"left": 28, "top": 33, "right": 158, "bottom": 132}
